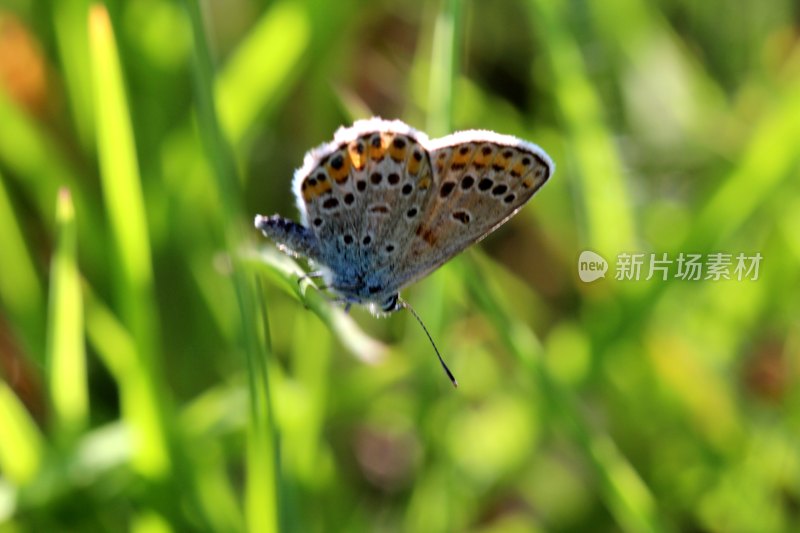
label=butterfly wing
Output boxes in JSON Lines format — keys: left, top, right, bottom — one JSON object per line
{"left": 292, "top": 118, "right": 434, "bottom": 299}
{"left": 388, "top": 130, "right": 554, "bottom": 291}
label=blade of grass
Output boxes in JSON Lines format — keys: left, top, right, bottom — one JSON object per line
{"left": 183, "top": 1, "right": 282, "bottom": 530}
{"left": 49, "top": 0, "right": 95, "bottom": 149}
{"left": 588, "top": 0, "right": 729, "bottom": 148}
{"left": 694, "top": 77, "right": 800, "bottom": 248}
{"left": 0, "top": 380, "right": 44, "bottom": 486}
{"left": 242, "top": 247, "right": 387, "bottom": 364}
{"left": 216, "top": 0, "right": 310, "bottom": 148}
{"left": 427, "top": 0, "right": 462, "bottom": 137}
{"left": 598, "top": 65, "right": 800, "bottom": 350}
{"left": 0, "top": 169, "right": 44, "bottom": 355}
{"left": 88, "top": 3, "right": 170, "bottom": 479}
{"left": 45, "top": 188, "right": 88, "bottom": 444}
{"left": 0, "top": 88, "right": 105, "bottom": 314}
{"left": 528, "top": 0, "right": 636, "bottom": 256}
{"left": 461, "top": 255, "right": 665, "bottom": 533}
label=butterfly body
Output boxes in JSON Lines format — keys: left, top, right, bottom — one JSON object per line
{"left": 256, "top": 117, "right": 554, "bottom": 315}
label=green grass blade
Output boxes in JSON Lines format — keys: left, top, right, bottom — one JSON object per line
{"left": 88, "top": 4, "right": 155, "bottom": 320}
{"left": 694, "top": 77, "right": 800, "bottom": 247}
{"left": 0, "top": 169, "right": 44, "bottom": 354}
{"left": 50, "top": 0, "right": 95, "bottom": 149}
{"left": 183, "top": 1, "right": 281, "bottom": 530}
{"left": 0, "top": 88, "right": 105, "bottom": 303}
{"left": 88, "top": 3, "right": 170, "bottom": 479}
{"left": 216, "top": 0, "right": 310, "bottom": 147}
{"left": 243, "top": 247, "right": 387, "bottom": 364}
{"left": 427, "top": 0, "right": 462, "bottom": 136}
{"left": 45, "top": 188, "right": 88, "bottom": 443}
{"left": 0, "top": 381, "right": 44, "bottom": 486}
{"left": 529, "top": 0, "right": 636, "bottom": 256}
{"left": 462, "top": 255, "right": 664, "bottom": 533}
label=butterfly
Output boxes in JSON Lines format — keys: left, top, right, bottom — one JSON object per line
{"left": 255, "top": 118, "right": 554, "bottom": 385}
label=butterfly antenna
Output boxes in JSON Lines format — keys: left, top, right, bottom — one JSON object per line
{"left": 399, "top": 297, "right": 458, "bottom": 388}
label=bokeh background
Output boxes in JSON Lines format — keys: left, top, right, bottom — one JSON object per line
{"left": 1, "top": 0, "right": 800, "bottom": 531}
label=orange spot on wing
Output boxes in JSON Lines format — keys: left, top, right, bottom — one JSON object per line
{"left": 317, "top": 180, "right": 332, "bottom": 195}
{"left": 418, "top": 176, "right": 431, "bottom": 189}
{"left": 389, "top": 143, "right": 406, "bottom": 163}
{"left": 473, "top": 146, "right": 493, "bottom": 168}
{"left": 452, "top": 145, "right": 472, "bottom": 166}
{"left": 328, "top": 157, "right": 350, "bottom": 184}
{"left": 370, "top": 133, "right": 391, "bottom": 160}
{"left": 408, "top": 157, "right": 421, "bottom": 176}
{"left": 348, "top": 142, "right": 365, "bottom": 170}
{"left": 301, "top": 174, "right": 332, "bottom": 201}
{"left": 490, "top": 155, "right": 509, "bottom": 172}
{"left": 415, "top": 224, "right": 437, "bottom": 245}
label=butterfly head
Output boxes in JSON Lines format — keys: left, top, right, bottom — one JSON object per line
{"left": 378, "top": 293, "right": 401, "bottom": 314}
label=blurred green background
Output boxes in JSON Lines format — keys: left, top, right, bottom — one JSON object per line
{"left": 1, "top": 0, "right": 799, "bottom": 531}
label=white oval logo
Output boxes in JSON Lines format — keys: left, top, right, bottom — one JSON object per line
{"left": 578, "top": 250, "right": 608, "bottom": 283}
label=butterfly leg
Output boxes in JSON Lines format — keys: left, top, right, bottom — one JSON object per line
{"left": 297, "top": 270, "right": 326, "bottom": 287}
{"left": 326, "top": 295, "right": 360, "bottom": 313}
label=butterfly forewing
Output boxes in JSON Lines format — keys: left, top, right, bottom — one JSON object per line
{"left": 389, "top": 133, "right": 552, "bottom": 291}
